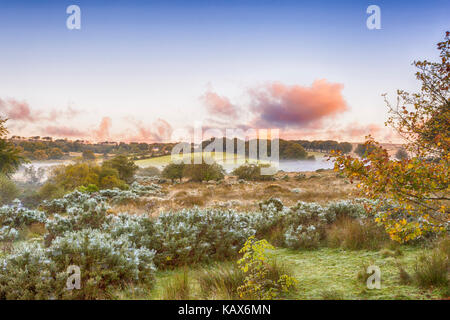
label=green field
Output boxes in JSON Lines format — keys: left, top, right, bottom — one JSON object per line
{"left": 135, "top": 151, "right": 326, "bottom": 168}
{"left": 136, "top": 152, "right": 263, "bottom": 168}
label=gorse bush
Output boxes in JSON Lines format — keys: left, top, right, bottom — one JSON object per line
{"left": 0, "top": 243, "right": 60, "bottom": 300}
{"left": 48, "top": 229, "right": 156, "bottom": 299}
{"left": 44, "top": 199, "right": 111, "bottom": 245}
{"left": 0, "top": 200, "right": 46, "bottom": 228}
{"left": 0, "top": 230, "right": 156, "bottom": 300}
{"left": 0, "top": 226, "right": 19, "bottom": 242}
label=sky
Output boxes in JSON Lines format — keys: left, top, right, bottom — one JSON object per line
{"left": 0, "top": 0, "right": 448, "bottom": 143}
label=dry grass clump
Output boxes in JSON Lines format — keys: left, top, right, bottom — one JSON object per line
{"left": 173, "top": 190, "right": 207, "bottom": 207}
{"left": 413, "top": 249, "right": 449, "bottom": 289}
{"left": 197, "top": 263, "right": 245, "bottom": 300}
{"left": 162, "top": 270, "right": 191, "bottom": 300}
{"left": 326, "top": 217, "right": 390, "bottom": 250}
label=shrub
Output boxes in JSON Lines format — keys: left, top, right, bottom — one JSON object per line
{"left": 0, "top": 226, "right": 19, "bottom": 242}
{"left": 183, "top": 162, "right": 224, "bottom": 182}
{"left": 231, "top": 163, "right": 273, "bottom": 181}
{"left": 237, "top": 236, "right": 297, "bottom": 300}
{"left": 78, "top": 184, "right": 99, "bottom": 193}
{"left": 37, "top": 182, "right": 66, "bottom": 201}
{"left": 0, "top": 231, "right": 157, "bottom": 300}
{"left": 48, "top": 229, "right": 156, "bottom": 299}
{"left": 148, "top": 208, "right": 255, "bottom": 268}
{"left": 259, "top": 198, "right": 284, "bottom": 213}
{"left": 0, "top": 200, "right": 46, "bottom": 228}
{"left": 46, "top": 162, "right": 127, "bottom": 194}
{"left": 0, "top": 174, "right": 19, "bottom": 205}
{"left": 44, "top": 199, "right": 111, "bottom": 245}
{"left": 326, "top": 200, "right": 368, "bottom": 221}
{"left": 0, "top": 243, "right": 60, "bottom": 300}
{"left": 162, "top": 163, "right": 185, "bottom": 182}
{"left": 395, "top": 148, "right": 409, "bottom": 160}
{"left": 284, "top": 225, "right": 321, "bottom": 249}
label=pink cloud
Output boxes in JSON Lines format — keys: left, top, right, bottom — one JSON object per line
{"left": 43, "top": 125, "right": 85, "bottom": 138}
{"left": 94, "top": 117, "right": 112, "bottom": 141}
{"left": 0, "top": 98, "right": 34, "bottom": 122}
{"left": 0, "top": 97, "right": 81, "bottom": 123}
{"left": 201, "top": 90, "right": 238, "bottom": 118}
{"left": 120, "top": 117, "right": 173, "bottom": 143}
{"left": 249, "top": 80, "right": 349, "bottom": 128}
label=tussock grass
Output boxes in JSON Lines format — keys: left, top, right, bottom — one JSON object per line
{"left": 162, "top": 269, "right": 191, "bottom": 300}
{"left": 413, "top": 250, "right": 448, "bottom": 289}
{"left": 197, "top": 263, "right": 244, "bottom": 300}
{"left": 326, "top": 217, "right": 390, "bottom": 250}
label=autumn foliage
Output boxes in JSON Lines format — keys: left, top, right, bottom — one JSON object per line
{"left": 331, "top": 32, "right": 449, "bottom": 242}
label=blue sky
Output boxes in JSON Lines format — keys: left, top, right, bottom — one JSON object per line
{"left": 0, "top": 0, "right": 448, "bottom": 142}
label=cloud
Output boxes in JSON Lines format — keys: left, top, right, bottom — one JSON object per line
{"left": 248, "top": 80, "right": 349, "bottom": 128}
{"left": 277, "top": 122, "right": 403, "bottom": 143}
{"left": 43, "top": 125, "right": 85, "bottom": 138}
{"left": 201, "top": 90, "right": 238, "bottom": 118}
{"left": 0, "top": 98, "right": 34, "bottom": 122}
{"left": 120, "top": 117, "right": 173, "bottom": 143}
{"left": 94, "top": 117, "right": 112, "bottom": 141}
{"left": 0, "top": 98, "right": 81, "bottom": 123}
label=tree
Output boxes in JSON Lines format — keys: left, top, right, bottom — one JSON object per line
{"left": 32, "top": 150, "right": 48, "bottom": 160}
{"left": 82, "top": 150, "right": 96, "bottom": 161}
{"left": 337, "top": 142, "right": 353, "bottom": 154}
{"left": 354, "top": 143, "right": 376, "bottom": 158}
{"left": 280, "top": 141, "right": 308, "bottom": 159}
{"left": 102, "top": 154, "right": 138, "bottom": 183}
{"left": 162, "top": 163, "right": 185, "bottom": 182}
{"left": 0, "top": 118, "right": 25, "bottom": 177}
{"left": 331, "top": 32, "right": 449, "bottom": 243}
{"left": 48, "top": 147, "right": 64, "bottom": 160}
{"left": 395, "top": 148, "right": 409, "bottom": 160}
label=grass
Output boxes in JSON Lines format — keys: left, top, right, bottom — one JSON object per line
{"left": 326, "top": 217, "right": 390, "bottom": 250}
{"left": 111, "top": 246, "right": 445, "bottom": 300}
